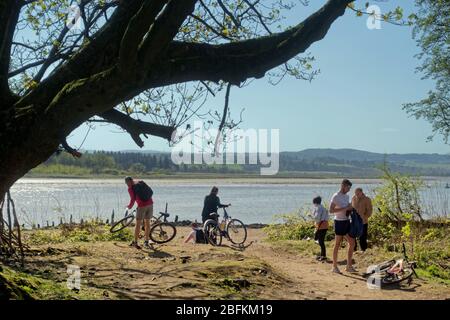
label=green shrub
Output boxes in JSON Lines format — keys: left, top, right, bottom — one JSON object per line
{"left": 264, "top": 213, "right": 335, "bottom": 241}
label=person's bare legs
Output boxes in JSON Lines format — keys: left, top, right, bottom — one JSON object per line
{"left": 144, "top": 219, "right": 150, "bottom": 242}
{"left": 345, "top": 235, "right": 355, "bottom": 270}
{"left": 134, "top": 219, "right": 142, "bottom": 243}
{"left": 184, "top": 231, "right": 196, "bottom": 243}
{"left": 333, "top": 235, "right": 343, "bottom": 270}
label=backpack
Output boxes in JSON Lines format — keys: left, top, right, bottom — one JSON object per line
{"left": 133, "top": 181, "right": 153, "bottom": 201}
{"left": 349, "top": 209, "right": 363, "bottom": 238}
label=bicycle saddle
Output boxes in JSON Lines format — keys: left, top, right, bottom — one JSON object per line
{"left": 159, "top": 212, "right": 170, "bottom": 217}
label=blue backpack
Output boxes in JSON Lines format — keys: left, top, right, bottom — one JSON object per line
{"left": 349, "top": 209, "right": 363, "bottom": 238}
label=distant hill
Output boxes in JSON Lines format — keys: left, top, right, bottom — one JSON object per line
{"left": 39, "top": 148, "right": 450, "bottom": 177}
{"left": 283, "top": 149, "right": 450, "bottom": 164}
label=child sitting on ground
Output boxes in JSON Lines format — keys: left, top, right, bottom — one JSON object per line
{"left": 312, "top": 196, "right": 329, "bottom": 261}
{"left": 184, "top": 222, "right": 207, "bottom": 244}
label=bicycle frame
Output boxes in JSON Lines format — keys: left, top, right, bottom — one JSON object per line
{"left": 387, "top": 243, "right": 417, "bottom": 276}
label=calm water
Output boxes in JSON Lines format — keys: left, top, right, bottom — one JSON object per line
{"left": 9, "top": 178, "right": 450, "bottom": 227}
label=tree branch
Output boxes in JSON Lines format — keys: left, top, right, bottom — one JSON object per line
{"left": 61, "top": 138, "right": 82, "bottom": 158}
{"left": 137, "top": 0, "right": 198, "bottom": 72}
{"left": 118, "top": 0, "right": 168, "bottom": 73}
{"left": 100, "top": 109, "right": 176, "bottom": 147}
{"left": 158, "top": 0, "right": 353, "bottom": 86}
{"left": 16, "top": 0, "right": 146, "bottom": 108}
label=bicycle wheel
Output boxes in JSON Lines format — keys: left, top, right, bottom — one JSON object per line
{"left": 110, "top": 215, "right": 135, "bottom": 233}
{"left": 226, "top": 219, "right": 247, "bottom": 245}
{"left": 381, "top": 267, "right": 414, "bottom": 286}
{"left": 149, "top": 222, "right": 177, "bottom": 244}
{"left": 204, "top": 220, "right": 222, "bottom": 246}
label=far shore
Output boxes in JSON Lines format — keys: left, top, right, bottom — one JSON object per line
{"left": 19, "top": 174, "right": 448, "bottom": 185}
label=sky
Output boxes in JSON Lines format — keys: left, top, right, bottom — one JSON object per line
{"left": 67, "top": 0, "right": 449, "bottom": 154}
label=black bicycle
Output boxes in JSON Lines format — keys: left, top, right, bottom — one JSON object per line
{"left": 110, "top": 203, "right": 177, "bottom": 244}
{"left": 363, "top": 243, "right": 418, "bottom": 286}
{"left": 203, "top": 207, "right": 247, "bottom": 246}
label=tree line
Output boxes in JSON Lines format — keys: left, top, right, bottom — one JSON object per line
{"left": 31, "top": 151, "right": 450, "bottom": 177}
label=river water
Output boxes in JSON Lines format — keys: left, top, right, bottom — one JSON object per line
{"left": 9, "top": 178, "right": 450, "bottom": 227}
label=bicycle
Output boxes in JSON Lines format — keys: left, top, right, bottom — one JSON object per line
{"left": 110, "top": 203, "right": 177, "bottom": 244}
{"left": 203, "top": 207, "right": 247, "bottom": 246}
{"left": 363, "top": 243, "right": 418, "bottom": 286}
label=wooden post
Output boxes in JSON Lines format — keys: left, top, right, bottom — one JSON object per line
{"left": 60, "top": 217, "right": 63, "bottom": 226}
{"left": 70, "top": 214, "right": 73, "bottom": 225}
{"left": 111, "top": 209, "right": 115, "bottom": 226}
{"left": 52, "top": 221, "right": 55, "bottom": 227}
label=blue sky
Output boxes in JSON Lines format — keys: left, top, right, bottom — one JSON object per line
{"left": 67, "top": 0, "right": 448, "bottom": 154}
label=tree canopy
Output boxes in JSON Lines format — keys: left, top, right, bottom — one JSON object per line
{"left": 0, "top": 0, "right": 415, "bottom": 194}
{"left": 403, "top": 0, "right": 450, "bottom": 143}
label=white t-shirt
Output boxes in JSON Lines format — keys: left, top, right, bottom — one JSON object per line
{"left": 330, "top": 192, "right": 350, "bottom": 221}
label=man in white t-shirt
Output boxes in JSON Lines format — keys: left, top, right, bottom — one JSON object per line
{"left": 330, "top": 179, "right": 356, "bottom": 274}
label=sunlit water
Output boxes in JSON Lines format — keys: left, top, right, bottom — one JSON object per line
{"left": 9, "top": 178, "right": 450, "bottom": 227}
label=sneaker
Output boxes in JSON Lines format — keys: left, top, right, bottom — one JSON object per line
{"left": 130, "top": 241, "right": 141, "bottom": 249}
{"left": 346, "top": 266, "right": 358, "bottom": 273}
{"left": 318, "top": 256, "right": 327, "bottom": 262}
{"left": 143, "top": 241, "right": 151, "bottom": 249}
{"left": 331, "top": 266, "right": 342, "bottom": 274}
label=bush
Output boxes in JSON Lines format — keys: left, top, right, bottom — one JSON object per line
{"left": 264, "top": 213, "right": 335, "bottom": 241}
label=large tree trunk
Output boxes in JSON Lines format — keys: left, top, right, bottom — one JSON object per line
{"left": 0, "top": 103, "right": 61, "bottom": 197}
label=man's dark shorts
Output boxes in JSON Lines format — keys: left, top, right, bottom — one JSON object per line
{"left": 334, "top": 220, "right": 350, "bottom": 236}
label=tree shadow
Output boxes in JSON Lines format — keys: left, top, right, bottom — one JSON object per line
{"left": 220, "top": 240, "right": 255, "bottom": 252}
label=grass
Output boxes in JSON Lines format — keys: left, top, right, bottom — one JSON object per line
{"left": 0, "top": 264, "right": 100, "bottom": 300}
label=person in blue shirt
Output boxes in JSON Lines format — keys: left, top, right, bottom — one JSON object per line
{"left": 312, "top": 196, "right": 329, "bottom": 261}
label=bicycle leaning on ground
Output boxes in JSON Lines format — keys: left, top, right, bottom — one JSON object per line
{"left": 203, "top": 207, "right": 247, "bottom": 247}
{"left": 110, "top": 203, "right": 177, "bottom": 244}
{"left": 363, "top": 243, "right": 418, "bottom": 286}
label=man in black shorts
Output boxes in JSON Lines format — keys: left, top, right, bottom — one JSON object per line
{"left": 330, "top": 179, "right": 356, "bottom": 274}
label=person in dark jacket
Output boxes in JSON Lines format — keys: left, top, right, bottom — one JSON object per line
{"left": 201, "top": 186, "right": 231, "bottom": 223}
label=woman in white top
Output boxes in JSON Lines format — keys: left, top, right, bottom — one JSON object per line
{"left": 329, "top": 179, "right": 356, "bottom": 274}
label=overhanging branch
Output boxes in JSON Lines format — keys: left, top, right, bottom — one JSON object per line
{"left": 100, "top": 109, "right": 176, "bottom": 147}
{"left": 159, "top": 0, "right": 353, "bottom": 86}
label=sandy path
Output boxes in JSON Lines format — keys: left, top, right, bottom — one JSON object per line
{"left": 244, "top": 229, "right": 449, "bottom": 300}
{"left": 21, "top": 227, "right": 449, "bottom": 300}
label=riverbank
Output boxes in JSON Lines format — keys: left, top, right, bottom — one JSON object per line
{"left": 1, "top": 225, "right": 449, "bottom": 300}
{"left": 19, "top": 175, "right": 449, "bottom": 185}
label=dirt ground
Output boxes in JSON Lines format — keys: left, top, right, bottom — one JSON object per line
{"left": 19, "top": 227, "right": 450, "bottom": 300}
